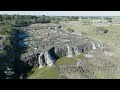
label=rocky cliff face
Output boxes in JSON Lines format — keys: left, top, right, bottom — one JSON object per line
{"left": 18, "top": 28, "right": 104, "bottom": 68}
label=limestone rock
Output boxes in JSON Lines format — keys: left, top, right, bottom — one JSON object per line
{"left": 104, "top": 51, "right": 113, "bottom": 56}
{"left": 18, "top": 26, "right": 105, "bottom": 68}
{"left": 84, "top": 54, "right": 93, "bottom": 59}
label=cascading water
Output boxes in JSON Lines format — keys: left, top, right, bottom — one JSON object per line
{"left": 66, "top": 44, "right": 73, "bottom": 57}
{"left": 38, "top": 52, "right": 54, "bottom": 68}
{"left": 96, "top": 42, "right": 104, "bottom": 49}
{"left": 74, "top": 46, "right": 80, "bottom": 55}
{"left": 100, "top": 43, "right": 104, "bottom": 48}
{"left": 91, "top": 42, "right": 96, "bottom": 50}
{"left": 97, "top": 43, "right": 101, "bottom": 48}
{"left": 44, "top": 51, "right": 54, "bottom": 66}
{"left": 38, "top": 53, "right": 44, "bottom": 68}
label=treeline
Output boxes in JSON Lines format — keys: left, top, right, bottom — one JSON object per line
{"left": 0, "top": 15, "right": 80, "bottom": 35}
{"left": 0, "top": 15, "right": 79, "bottom": 27}
{"left": 0, "top": 15, "right": 52, "bottom": 35}
{"left": 0, "top": 15, "right": 52, "bottom": 27}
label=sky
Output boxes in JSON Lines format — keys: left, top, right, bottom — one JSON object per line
{"left": 0, "top": 11, "right": 120, "bottom": 16}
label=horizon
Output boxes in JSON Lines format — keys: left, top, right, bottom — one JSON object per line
{"left": 0, "top": 11, "right": 120, "bottom": 16}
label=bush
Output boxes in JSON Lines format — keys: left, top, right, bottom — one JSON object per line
{"left": 0, "top": 26, "right": 13, "bottom": 35}
{"left": 51, "top": 19, "right": 59, "bottom": 24}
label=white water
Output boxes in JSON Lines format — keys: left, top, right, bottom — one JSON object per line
{"left": 100, "top": 43, "right": 104, "bottom": 48}
{"left": 91, "top": 42, "right": 97, "bottom": 50}
{"left": 66, "top": 44, "right": 73, "bottom": 57}
{"left": 38, "top": 52, "right": 54, "bottom": 68}
{"left": 45, "top": 51, "right": 54, "bottom": 66}
{"left": 38, "top": 54, "right": 44, "bottom": 68}
{"left": 84, "top": 54, "right": 93, "bottom": 58}
{"left": 97, "top": 42, "right": 104, "bottom": 49}
{"left": 74, "top": 46, "right": 80, "bottom": 55}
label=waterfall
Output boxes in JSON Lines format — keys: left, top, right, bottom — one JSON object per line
{"left": 44, "top": 51, "right": 54, "bottom": 66}
{"left": 97, "top": 42, "right": 104, "bottom": 49}
{"left": 66, "top": 44, "right": 73, "bottom": 57}
{"left": 97, "top": 43, "right": 101, "bottom": 48}
{"left": 74, "top": 46, "right": 80, "bottom": 55}
{"left": 38, "top": 54, "right": 44, "bottom": 68}
{"left": 91, "top": 42, "right": 96, "bottom": 50}
{"left": 38, "top": 51, "right": 54, "bottom": 68}
{"left": 100, "top": 43, "right": 104, "bottom": 48}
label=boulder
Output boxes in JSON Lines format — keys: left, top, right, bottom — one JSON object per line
{"left": 84, "top": 54, "right": 93, "bottom": 59}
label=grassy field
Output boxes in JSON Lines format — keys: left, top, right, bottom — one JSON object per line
{"left": 105, "top": 25, "right": 120, "bottom": 31}
{"left": 67, "top": 23, "right": 120, "bottom": 44}
{"left": 55, "top": 57, "right": 77, "bottom": 66}
{"left": 61, "top": 21, "right": 120, "bottom": 33}
{"left": 55, "top": 53, "right": 85, "bottom": 65}
{"left": 27, "top": 66, "right": 60, "bottom": 79}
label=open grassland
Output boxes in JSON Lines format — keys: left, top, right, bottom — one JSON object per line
{"left": 62, "top": 21, "right": 120, "bottom": 47}
{"left": 27, "top": 66, "right": 60, "bottom": 79}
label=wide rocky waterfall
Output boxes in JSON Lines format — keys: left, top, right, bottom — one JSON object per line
{"left": 19, "top": 28, "right": 104, "bottom": 68}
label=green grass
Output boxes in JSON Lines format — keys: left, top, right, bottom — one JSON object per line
{"left": 27, "top": 66, "right": 59, "bottom": 79}
{"left": 105, "top": 25, "right": 120, "bottom": 32}
{"left": 93, "top": 69, "right": 108, "bottom": 79}
{"left": 55, "top": 56, "right": 77, "bottom": 66}
{"left": 55, "top": 53, "right": 85, "bottom": 66}
{"left": 75, "top": 53, "right": 86, "bottom": 60}
{"left": 71, "top": 25, "right": 95, "bottom": 31}
{"left": 81, "top": 18, "right": 92, "bottom": 23}
{"left": 86, "top": 25, "right": 120, "bottom": 44}
{"left": 93, "top": 68, "right": 118, "bottom": 79}
{"left": 38, "top": 66, "right": 59, "bottom": 79}
{"left": 26, "top": 67, "right": 38, "bottom": 77}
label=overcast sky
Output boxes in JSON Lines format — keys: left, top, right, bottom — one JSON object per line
{"left": 0, "top": 11, "right": 120, "bottom": 16}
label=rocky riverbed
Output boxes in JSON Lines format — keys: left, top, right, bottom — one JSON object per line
{"left": 17, "top": 27, "right": 105, "bottom": 69}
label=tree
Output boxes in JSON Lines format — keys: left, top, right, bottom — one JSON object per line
{"left": 104, "top": 17, "right": 112, "bottom": 23}
{"left": 0, "top": 15, "right": 2, "bottom": 21}
{"left": 2, "top": 14, "right": 10, "bottom": 20}
{"left": 51, "top": 19, "right": 59, "bottom": 24}
{"left": 0, "top": 25, "right": 13, "bottom": 35}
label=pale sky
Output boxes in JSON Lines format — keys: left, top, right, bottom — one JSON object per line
{"left": 0, "top": 11, "right": 120, "bottom": 16}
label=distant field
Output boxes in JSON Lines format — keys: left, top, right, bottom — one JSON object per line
{"left": 60, "top": 21, "right": 120, "bottom": 32}
{"left": 66, "top": 23, "right": 120, "bottom": 44}
{"left": 105, "top": 25, "right": 120, "bottom": 32}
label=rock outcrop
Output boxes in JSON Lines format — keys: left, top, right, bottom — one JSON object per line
{"left": 18, "top": 27, "right": 104, "bottom": 68}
